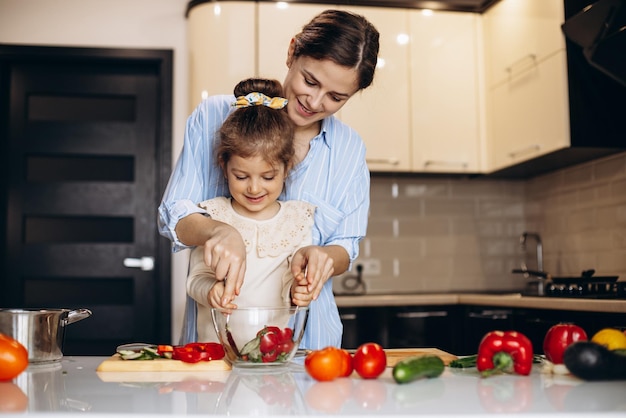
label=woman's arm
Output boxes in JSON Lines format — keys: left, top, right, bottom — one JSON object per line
{"left": 177, "top": 213, "right": 246, "bottom": 306}
{"left": 158, "top": 95, "right": 232, "bottom": 251}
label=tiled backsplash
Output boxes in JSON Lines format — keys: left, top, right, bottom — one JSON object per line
{"left": 334, "top": 152, "right": 626, "bottom": 295}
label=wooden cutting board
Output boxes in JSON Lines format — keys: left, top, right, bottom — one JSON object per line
{"left": 96, "top": 354, "right": 231, "bottom": 372}
{"left": 384, "top": 348, "right": 458, "bottom": 367}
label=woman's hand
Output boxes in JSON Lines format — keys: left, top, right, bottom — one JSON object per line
{"left": 291, "top": 246, "right": 340, "bottom": 300}
{"left": 202, "top": 222, "right": 247, "bottom": 306}
{"left": 177, "top": 214, "right": 248, "bottom": 306}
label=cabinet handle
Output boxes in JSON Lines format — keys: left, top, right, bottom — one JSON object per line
{"left": 396, "top": 311, "right": 448, "bottom": 319}
{"left": 508, "top": 144, "right": 540, "bottom": 159}
{"left": 424, "top": 160, "right": 469, "bottom": 169}
{"left": 468, "top": 310, "right": 511, "bottom": 320}
{"left": 366, "top": 158, "right": 400, "bottom": 166}
{"left": 340, "top": 313, "right": 357, "bottom": 320}
{"left": 506, "top": 53, "right": 537, "bottom": 77}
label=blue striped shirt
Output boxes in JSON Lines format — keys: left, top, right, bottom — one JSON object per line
{"left": 158, "top": 94, "right": 370, "bottom": 349}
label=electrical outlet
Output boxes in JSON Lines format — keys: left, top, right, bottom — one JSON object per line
{"left": 356, "top": 258, "right": 381, "bottom": 276}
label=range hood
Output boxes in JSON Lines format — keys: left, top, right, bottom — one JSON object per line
{"left": 562, "top": 0, "right": 626, "bottom": 86}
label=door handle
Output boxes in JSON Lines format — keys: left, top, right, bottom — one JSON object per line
{"left": 123, "top": 256, "right": 155, "bottom": 271}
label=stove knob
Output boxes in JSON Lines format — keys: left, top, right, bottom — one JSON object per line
{"left": 568, "top": 284, "right": 583, "bottom": 296}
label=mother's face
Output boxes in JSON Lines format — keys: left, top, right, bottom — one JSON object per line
{"left": 283, "top": 53, "right": 360, "bottom": 130}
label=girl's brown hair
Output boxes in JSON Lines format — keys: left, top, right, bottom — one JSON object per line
{"left": 217, "top": 78, "right": 295, "bottom": 173}
{"left": 292, "top": 9, "right": 380, "bottom": 91}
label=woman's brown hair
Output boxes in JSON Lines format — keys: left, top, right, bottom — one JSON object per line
{"left": 292, "top": 9, "right": 380, "bottom": 91}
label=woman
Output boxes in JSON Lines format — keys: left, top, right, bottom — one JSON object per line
{"left": 158, "top": 9, "right": 380, "bottom": 349}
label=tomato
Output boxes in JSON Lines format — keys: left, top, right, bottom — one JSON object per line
{"left": 276, "top": 340, "right": 295, "bottom": 355}
{"left": 0, "top": 333, "right": 29, "bottom": 381}
{"left": 262, "top": 350, "right": 279, "bottom": 363}
{"left": 353, "top": 342, "right": 386, "bottom": 379}
{"left": 338, "top": 349, "right": 353, "bottom": 377}
{"left": 305, "top": 347, "right": 343, "bottom": 381}
{"left": 280, "top": 327, "right": 294, "bottom": 342}
{"left": 259, "top": 331, "right": 280, "bottom": 354}
{"left": 543, "top": 323, "right": 588, "bottom": 364}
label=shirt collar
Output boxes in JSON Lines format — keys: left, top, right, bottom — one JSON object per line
{"left": 317, "top": 117, "right": 333, "bottom": 149}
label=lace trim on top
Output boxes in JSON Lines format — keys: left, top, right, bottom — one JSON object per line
{"left": 198, "top": 197, "right": 315, "bottom": 258}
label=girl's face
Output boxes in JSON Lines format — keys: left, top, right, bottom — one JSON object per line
{"left": 225, "top": 154, "right": 287, "bottom": 220}
{"left": 283, "top": 54, "right": 360, "bottom": 131}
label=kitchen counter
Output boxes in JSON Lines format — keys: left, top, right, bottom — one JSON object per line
{"left": 2, "top": 356, "right": 625, "bottom": 417}
{"left": 335, "top": 293, "right": 626, "bottom": 313}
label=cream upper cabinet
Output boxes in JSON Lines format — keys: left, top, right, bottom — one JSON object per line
{"left": 483, "top": 0, "right": 566, "bottom": 88}
{"left": 338, "top": 7, "right": 482, "bottom": 173}
{"left": 187, "top": 2, "right": 256, "bottom": 112}
{"left": 335, "top": 6, "right": 412, "bottom": 172}
{"left": 483, "top": 0, "right": 569, "bottom": 171}
{"left": 409, "top": 11, "right": 483, "bottom": 173}
{"left": 488, "top": 51, "right": 570, "bottom": 171}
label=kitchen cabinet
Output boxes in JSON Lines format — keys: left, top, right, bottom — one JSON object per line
{"left": 483, "top": 0, "right": 566, "bottom": 89}
{"left": 338, "top": 305, "right": 457, "bottom": 352}
{"left": 482, "top": 0, "right": 625, "bottom": 177}
{"left": 387, "top": 305, "right": 458, "bottom": 353}
{"left": 187, "top": 1, "right": 256, "bottom": 111}
{"left": 460, "top": 306, "right": 515, "bottom": 355}
{"left": 334, "top": 6, "right": 412, "bottom": 172}
{"left": 408, "top": 11, "right": 482, "bottom": 173}
{"left": 339, "top": 8, "right": 483, "bottom": 173}
{"left": 483, "top": 0, "right": 569, "bottom": 171}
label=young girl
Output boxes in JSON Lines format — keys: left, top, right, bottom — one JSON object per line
{"left": 186, "top": 78, "right": 315, "bottom": 342}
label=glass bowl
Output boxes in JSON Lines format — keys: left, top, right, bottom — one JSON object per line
{"left": 211, "top": 306, "right": 309, "bottom": 368}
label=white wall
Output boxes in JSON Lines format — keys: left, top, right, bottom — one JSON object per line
{"left": 0, "top": 0, "right": 190, "bottom": 343}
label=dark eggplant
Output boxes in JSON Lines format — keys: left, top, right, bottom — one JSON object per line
{"left": 563, "top": 341, "right": 626, "bottom": 381}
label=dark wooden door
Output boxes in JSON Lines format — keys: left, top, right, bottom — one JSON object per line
{"left": 0, "top": 45, "right": 172, "bottom": 355}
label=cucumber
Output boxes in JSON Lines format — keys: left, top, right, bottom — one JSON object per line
{"left": 392, "top": 354, "right": 445, "bottom": 384}
{"left": 563, "top": 341, "right": 626, "bottom": 381}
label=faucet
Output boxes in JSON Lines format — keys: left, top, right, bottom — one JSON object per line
{"left": 520, "top": 232, "right": 543, "bottom": 272}
{"left": 518, "top": 232, "right": 545, "bottom": 296}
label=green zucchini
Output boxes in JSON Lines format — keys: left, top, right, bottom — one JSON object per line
{"left": 563, "top": 341, "right": 626, "bottom": 381}
{"left": 392, "top": 354, "right": 445, "bottom": 384}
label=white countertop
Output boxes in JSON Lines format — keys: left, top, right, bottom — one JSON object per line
{"left": 335, "top": 293, "right": 626, "bottom": 313}
{"left": 3, "top": 356, "right": 626, "bottom": 417}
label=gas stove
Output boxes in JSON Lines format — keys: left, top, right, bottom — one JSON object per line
{"left": 544, "top": 280, "right": 626, "bottom": 299}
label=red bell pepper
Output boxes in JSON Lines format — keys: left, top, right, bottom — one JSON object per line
{"left": 172, "top": 342, "right": 225, "bottom": 364}
{"left": 477, "top": 331, "right": 534, "bottom": 377}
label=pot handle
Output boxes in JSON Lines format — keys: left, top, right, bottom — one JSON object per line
{"left": 63, "top": 308, "right": 92, "bottom": 326}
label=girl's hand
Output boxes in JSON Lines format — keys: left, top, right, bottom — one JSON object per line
{"left": 291, "top": 246, "right": 335, "bottom": 300}
{"left": 208, "top": 282, "right": 238, "bottom": 311}
{"left": 203, "top": 223, "right": 247, "bottom": 306}
{"left": 290, "top": 273, "right": 313, "bottom": 307}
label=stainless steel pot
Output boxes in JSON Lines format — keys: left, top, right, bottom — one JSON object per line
{"left": 0, "top": 308, "right": 92, "bottom": 363}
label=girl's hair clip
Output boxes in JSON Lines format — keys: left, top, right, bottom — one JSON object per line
{"left": 233, "top": 92, "right": 288, "bottom": 109}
